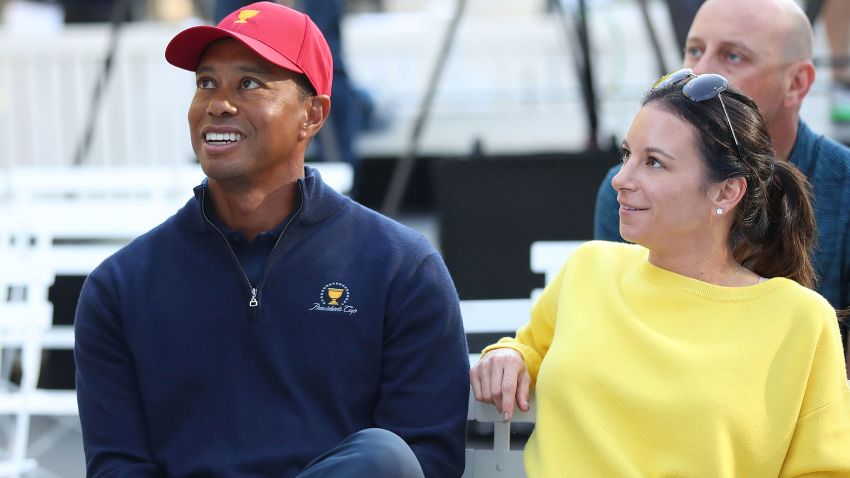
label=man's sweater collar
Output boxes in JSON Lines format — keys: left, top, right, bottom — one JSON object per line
{"left": 183, "top": 165, "right": 348, "bottom": 233}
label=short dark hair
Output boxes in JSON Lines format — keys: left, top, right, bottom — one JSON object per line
{"left": 293, "top": 73, "right": 316, "bottom": 100}
{"left": 642, "top": 78, "right": 817, "bottom": 288}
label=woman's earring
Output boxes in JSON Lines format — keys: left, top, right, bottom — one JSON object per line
{"left": 715, "top": 208, "right": 723, "bottom": 215}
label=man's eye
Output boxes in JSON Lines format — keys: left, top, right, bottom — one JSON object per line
{"left": 727, "top": 52, "right": 743, "bottom": 63}
{"left": 197, "top": 78, "right": 215, "bottom": 89}
{"left": 685, "top": 46, "right": 702, "bottom": 59}
{"left": 240, "top": 79, "right": 260, "bottom": 89}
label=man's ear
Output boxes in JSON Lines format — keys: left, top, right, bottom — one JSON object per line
{"left": 784, "top": 61, "right": 815, "bottom": 109}
{"left": 298, "top": 95, "right": 331, "bottom": 141}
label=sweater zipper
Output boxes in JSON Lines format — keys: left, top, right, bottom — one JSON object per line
{"left": 199, "top": 185, "right": 305, "bottom": 318}
{"left": 255, "top": 182, "right": 305, "bottom": 306}
{"left": 199, "top": 189, "right": 259, "bottom": 313}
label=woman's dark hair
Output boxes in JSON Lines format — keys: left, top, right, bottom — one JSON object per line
{"left": 642, "top": 77, "right": 817, "bottom": 289}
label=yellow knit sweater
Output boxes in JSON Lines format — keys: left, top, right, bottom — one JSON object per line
{"left": 483, "top": 241, "right": 850, "bottom": 477}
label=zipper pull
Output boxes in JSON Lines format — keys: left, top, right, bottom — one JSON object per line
{"left": 249, "top": 287, "right": 259, "bottom": 308}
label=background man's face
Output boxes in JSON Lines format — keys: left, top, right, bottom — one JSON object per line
{"left": 683, "top": 0, "right": 790, "bottom": 128}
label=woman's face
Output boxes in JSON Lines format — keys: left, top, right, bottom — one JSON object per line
{"left": 612, "top": 103, "right": 720, "bottom": 251}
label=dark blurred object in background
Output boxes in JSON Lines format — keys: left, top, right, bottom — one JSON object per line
{"left": 435, "top": 150, "right": 619, "bottom": 300}
{"left": 59, "top": 0, "right": 135, "bottom": 22}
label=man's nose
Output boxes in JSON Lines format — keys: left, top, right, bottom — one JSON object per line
{"left": 207, "top": 93, "right": 238, "bottom": 117}
{"left": 688, "top": 55, "right": 714, "bottom": 76}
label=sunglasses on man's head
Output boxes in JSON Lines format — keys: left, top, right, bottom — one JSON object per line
{"left": 651, "top": 68, "right": 743, "bottom": 160}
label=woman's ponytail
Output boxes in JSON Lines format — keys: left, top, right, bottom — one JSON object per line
{"left": 733, "top": 161, "right": 817, "bottom": 288}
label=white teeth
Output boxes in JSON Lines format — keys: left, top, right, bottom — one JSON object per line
{"left": 205, "top": 132, "right": 244, "bottom": 143}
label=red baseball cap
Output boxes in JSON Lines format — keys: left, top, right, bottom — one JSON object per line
{"left": 165, "top": 1, "right": 333, "bottom": 96}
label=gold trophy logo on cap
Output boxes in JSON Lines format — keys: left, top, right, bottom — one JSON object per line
{"left": 234, "top": 10, "right": 260, "bottom": 24}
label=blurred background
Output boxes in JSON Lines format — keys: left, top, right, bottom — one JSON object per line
{"left": 0, "top": 0, "right": 845, "bottom": 476}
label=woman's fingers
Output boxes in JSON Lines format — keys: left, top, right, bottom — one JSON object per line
{"left": 516, "top": 369, "right": 532, "bottom": 412}
{"left": 470, "top": 363, "right": 483, "bottom": 401}
{"left": 499, "top": 361, "right": 518, "bottom": 421}
{"left": 470, "top": 349, "right": 529, "bottom": 420}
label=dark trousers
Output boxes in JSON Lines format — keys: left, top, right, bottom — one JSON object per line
{"left": 297, "top": 428, "right": 424, "bottom": 478}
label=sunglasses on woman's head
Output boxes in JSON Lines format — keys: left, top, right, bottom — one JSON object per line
{"left": 651, "top": 68, "right": 743, "bottom": 160}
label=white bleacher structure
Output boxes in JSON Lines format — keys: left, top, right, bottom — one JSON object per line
{"left": 0, "top": 162, "right": 352, "bottom": 476}
{"left": 530, "top": 240, "right": 584, "bottom": 300}
{"left": 0, "top": 216, "right": 63, "bottom": 477}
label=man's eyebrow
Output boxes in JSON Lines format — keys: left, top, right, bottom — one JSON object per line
{"left": 686, "top": 36, "right": 757, "bottom": 58}
{"left": 235, "top": 65, "right": 271, "bottom": 75}
{"left": 717, "top": 40, "right": 757, "bottom": 57}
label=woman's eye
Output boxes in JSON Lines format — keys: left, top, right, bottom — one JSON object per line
{"left": 620, "top": 148, "right": 630, "bottom": 163}
{"left": 647, "top": 157, "right": 663, "bottom": 169}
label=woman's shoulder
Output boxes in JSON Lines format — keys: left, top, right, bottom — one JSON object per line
{"left": 765, "top": 277, "right": 837, "bottom": 327}
{"left": 769, "top": 277, "right": 832, "bottom": 305}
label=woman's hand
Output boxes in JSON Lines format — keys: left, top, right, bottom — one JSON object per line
{"left": 470, "top": 348, "right": 531, "bottom": 421}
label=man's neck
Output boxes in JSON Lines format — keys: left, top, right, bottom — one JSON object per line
{"left": 207, "top": 179, "right": 300, "bottom": 242}
{"left": 767, "top": 113, "right": 800, "bottom": 162}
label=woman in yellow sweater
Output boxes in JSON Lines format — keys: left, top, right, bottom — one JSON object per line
{"left": 471, "top": 69, "right": 850, "bottom": 477}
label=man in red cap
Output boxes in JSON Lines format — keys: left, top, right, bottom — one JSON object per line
{"left": 73, "top": 3, "right": 469, "bottom": 477}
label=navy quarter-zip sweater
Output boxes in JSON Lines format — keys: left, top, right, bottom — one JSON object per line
{"left": 74, "top": 167, "right": 470, "bottom": 478}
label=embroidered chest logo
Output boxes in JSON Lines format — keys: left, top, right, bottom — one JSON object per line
{"left": 234, "top": 9, "right": 260, "bottom": 24}
{"left": 309, "top": 282, "right": 358, "bottom": 315}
